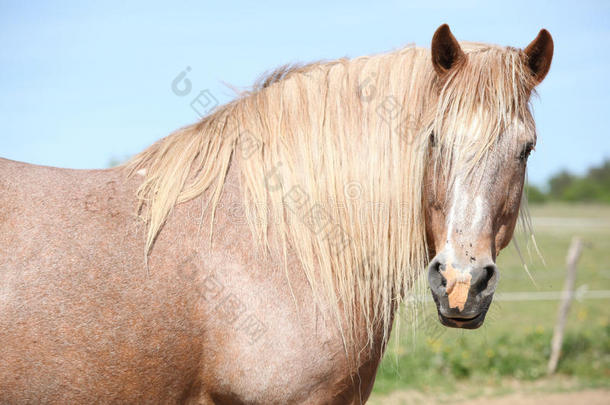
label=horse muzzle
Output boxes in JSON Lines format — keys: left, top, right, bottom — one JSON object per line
{"left": 427, "top": 255, "right": 499, "bottom": 329}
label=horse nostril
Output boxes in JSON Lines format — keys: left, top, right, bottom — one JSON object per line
{"left": 473, "top": 264, "right": 499, "bottom": 296}
{"left": 427, "top": 258, "right": 447, "bottom": 295}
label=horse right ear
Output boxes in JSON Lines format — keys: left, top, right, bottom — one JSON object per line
{"left": 431, "top": 24, "right": 465, "bottom": 76}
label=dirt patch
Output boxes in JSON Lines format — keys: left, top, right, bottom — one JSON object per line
{"left": 369, "top": 389, "right": 609, "bottom": 405}
{"left": 456, "top": 390, "right": 608, "bottom": 405}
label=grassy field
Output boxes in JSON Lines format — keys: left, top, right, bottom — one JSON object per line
{"left": 369, "top": 204, "right": 610, "bottom": 401}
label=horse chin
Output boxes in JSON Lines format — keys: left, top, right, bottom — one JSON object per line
{"left": 436, "top": 310, "right": 487, "bottom": 329}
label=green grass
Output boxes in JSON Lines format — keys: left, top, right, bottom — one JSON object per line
{"left": 370, "top": 203, "right": 610, "bottom": 397}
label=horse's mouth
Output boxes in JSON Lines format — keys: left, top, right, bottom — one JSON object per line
{"left": 437, "top": 311, "right": 486, "bottom": 329}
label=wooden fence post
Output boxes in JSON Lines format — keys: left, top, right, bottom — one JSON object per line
{"left": 547, "top": 236, "right": 584, "bottom": 374}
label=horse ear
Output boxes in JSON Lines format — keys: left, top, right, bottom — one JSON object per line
{"left": 524, "top": 29, "right": 554, "bottom": 84}
{"left": 431, "top": 24, "right": 465, "bottom": 76}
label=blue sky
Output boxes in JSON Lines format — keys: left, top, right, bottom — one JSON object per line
{"left": 1, "top": 0, "right": 608, "bottom": 186}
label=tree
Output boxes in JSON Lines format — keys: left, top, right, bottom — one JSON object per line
{"left": 548, "top": 170, "right": 575, "bottom": 199}
{"left": 545, "top": 159, "right": 610, "bottom": 203}
{"left": 524, "top": 184, "right": 547, "bottom": 203}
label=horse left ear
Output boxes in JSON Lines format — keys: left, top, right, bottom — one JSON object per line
{"left": 524, "top": 29, "right": 554, "bottom": 84}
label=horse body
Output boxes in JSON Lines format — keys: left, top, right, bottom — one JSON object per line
{"left": 0, "top": 159, "right": 381, "bottom": 403}
{"left": 0, "top": 25, "right": 553, "bottom": 404}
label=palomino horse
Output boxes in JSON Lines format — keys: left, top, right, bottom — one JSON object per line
{"left": 0, "top": 25, "right": 552, "bottom": 403}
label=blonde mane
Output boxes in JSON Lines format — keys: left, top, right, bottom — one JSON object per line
{"left": 127, "top": 42, "right": 536, "bottom": 350}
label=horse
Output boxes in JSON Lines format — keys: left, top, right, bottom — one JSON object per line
{"left": 0, "top": 24, "right": 553, "bottom": 403}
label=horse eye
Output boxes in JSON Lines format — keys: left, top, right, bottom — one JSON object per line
{"left": 519, "top": 142, "right": 534, "bottom": 161}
